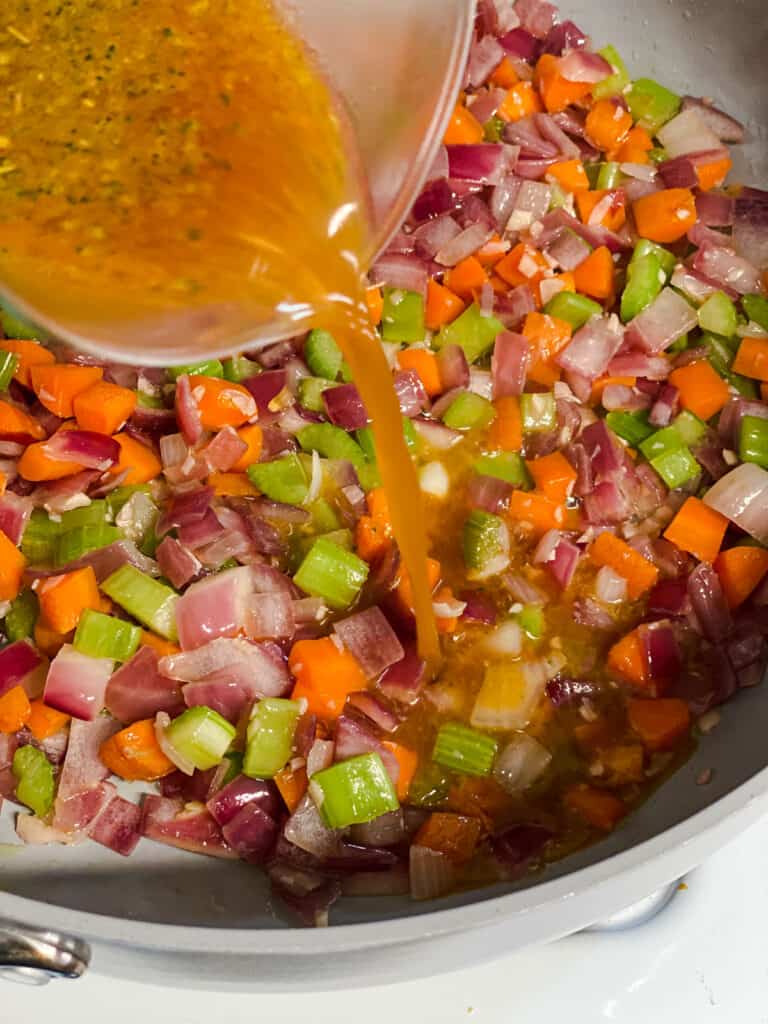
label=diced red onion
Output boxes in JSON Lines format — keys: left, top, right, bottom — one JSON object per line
{"left": 542, "top": 18, "right": 588, "bottom": 54}
{"left": 411, "top": 179, "right": 463, "bottom": 223}
{"left": 535, "top": 207, "right": 631, "bottom": 253}
{"left": 346, "top": 692, "right": 400, "bottom": 734}
{"left": 513, "top": 0, "right": 556, "bottom": 37}
{"left": 547, "top": 536, "right": 580, "bottom": 589}
{"left": 369, "top": 254, "right": 429, "bottom": 298}
{"left": 546, "top": 228, "right": 592, "bottom": 271}
{"left": 446, "top": 143, "right": 508, "bottom": 187}
{"left": 0, "top": 492, "right": 32, "bottom": 546}
{"left": 467, "top": 34, "right": 505, "bottom": 87}
{"left": 284, "top": 793, "right": 342, "bottom": 858}
{"left": 467, "top": 473, "right": 513, "bottom": 514}
{"left": 502, "top": 571, "right": 546, "bottom": 604}
{"left": 43, "top": 645, "right": 113, "bottom": 721}
{"left": 687, "top": 563, "right": 732, "bottom": 644}
{"left": 468, "top": 87, "right": 508, "bottom": 127}
{"left": 178, "top": 507, "right": 224, "bottom": 550}
{"left": 411, "top": 417, "right": 463, "bottom": 450}
{"left": 41, "top": 430, "right": 120, "bottom": 471}
{"left": 494, "top": 734, "right": 552, "bottom": 793}
{"left": 409, "top": 844, "right": 456, "bottom": 900}
{"left": 557, "top": 314, "right": 625, "bottom": 381}
{"left": 626, "top": 288, "right": 698, "bottom": 354}
{"left": 601, "top": 384, "right": 651, "bottom": 412}
{"left": 493, "top": 284, "right": 536, "bottom": 328}
{"left": 640, "top": 620, "right": 682, "bottom": 684}
{"left": 245, "top": 590, "right": 295, "bottom": 642}
{"left": 491, "top": 330, "right": 530, "bottom": 398}
{"left": 681, "top": 95, "right": 745, "bottom": 143}
{"left": 514, "top": 179, "right": 553, "bottom": 222}
{"left": 607, "top": 350, "right": 670, "bottom": 380}
{"left": 732, "top": 194, "right": 768, "bottom": 271}
{"left": 412, "top": 215, "right": 461, "bottom": 259}
{"left": 141, "top": 794, "right": 236, "bottom": 859}
{"left": 322, "top": 384, "right": 368, "bottom": 430}
{"left": 703, "top": 463, "right": 768, "bottom": 544}
{"left": 559, "top": 49, "right": 611, "bottom": 83}
{"left": 31, "top": 470, "right": 100, "bottom": 514}
{"left": 393, "top": 370, "right": 430, "bottom": 417}
{"left": 657, "top": 109, "right": 722, "bottom": 158}
{"left": 490, "top": 172, "right": 523, "bottom": 229}
{"left": 156, "top": 536, "right": 201, "bottom": 590}
{"left": 174, "top": 374, "right": 203, "bottom": 445}
{"left": 57, "top": 539, "right": 159, "bottom": 581}
{"left": 0, "top": 640, "right": 44, "bottom": 700}
{"left": 460, "top": 589, "right": 497, "bottom": 624}
{"left": 155, "top": 485, "right": 213, "bottom": 537}
{"left": 54, "top": 779, "right": 117, "bottom": 834}
{"left": 377, "top": 644, "right": 426, "bottom": 704}
{"left": 333, "top": 607, "right": 404, "bottom": 679}
{"left": 499, "top": 26, "right": 540, "bottom": 60}
{"left": 207, "top": 775, "right": 281, "bottom": 827}
{"left": 692, "top": 243, "right": 761, "bottom": 295}
{"left": 88, "top": 795, "right": 142, "bottom": 857}
{"left": 105, "top": 646, "right": 185, "bottom": 724}
{"left": 657, "top": 156, "right": 698, "bottom": 189}
{"left": 696, "top": 191, "right": 734, "bottom": 227}
{"left": 201, "top": 426, "right": 247, "bottom": 473}
{"left": 56, "top": 716, "right": 120, "bottom": 804}
{"left": 649, "top": 384, "right": 680, "bottom": 427}
{"left": 174, "top": 565, "right": 253, "bottom": 649}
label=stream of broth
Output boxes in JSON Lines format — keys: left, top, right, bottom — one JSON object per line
{"left": 0, "top": 0, "right": 439, "bottom": 661}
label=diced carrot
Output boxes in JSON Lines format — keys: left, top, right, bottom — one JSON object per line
{"left": 474, "top": 234, "right": 508, "bottom": 268}
{"left": 590, "top": 374, "right": 636, "bottom": 402}
{"left": 508, "top": 490, "right": 565, "bottom": 536}
{"left": 573, "top": 245, "right": 615, "bottom": 300}
{"left": 231, "top": 422, "right": 263, "bottom": 472}
{"left": 612, "top": 125, "right": 653, "bottom": 164}
{"left": 355, "top": 486, "right": 393, "bottom": 562}
{"left": 0, "top": 339, "right": 55, "bottom": 388}
{"left": 632, "top": 188, "right": 697, "bottom": 243}
{"left": 715, "top": 545, "right": 768, "bottom": 609}
{"left": 0, "top": 686, "right": 31, "bottom": 734}
{"left": 397, "top": 348, "right": 443, "bottom": 397}
{"left": 487, "top": 396, "right": 523, "bottom": 451}
{"left": 397, "top": 557, "right": 441, "bottom": 616}
{"left": 446, "top": 775, "right": 508, "bottom": 830}
{"left": 489, "top": 55, "right": 519, "bottom": 89}
{"left": 73, "top": 380, "right": 137, "bottom": 435}
{"left": 190, "top": 376, "right": 257, "bottom": 431}
{"left": 208, "top": 471, "right": 258, "bottom": 497}
{"left": 110, "top": 432, "right": 162, "bottom": 485}
{"left": 27, "top": 699, "right": 70, "bottom": 741}
{"left": 37, "top": 566, "right": 100, "bottom": 635}
{"left": 599, "top": 743, "right": 645, "bottom": 784}
{"left": 444, "top": 256, "right": 487, "bottom": 300}
{"left": 498, "top": 80, "right": 544, "bottom": 122}
{"left": 381, "top": 740, "right": 419, "bottom": 802}
{"left": 547, "top": 159, "right": 589, "bottom": 192}
{"left": 668, "top": 360, "right": 730, "bottom": 420}
{"left": 0, "top": 399, "right": 46, "bottom": 441}
{"left": 589, "top": 532, "right": 659, "bottom": 599}
{"left": 494, "top": 243, "right": 549, "bottom": 291}
{"left": 18, "top": 439, "right": 84, "bottom": 481}
{"left": 664, "top": 496, "right": 729, "bottom": 563}
{"left": 761, "top": 382, "right": 768, "bottom": 403}
{"left": 414, "top": 812, "right": 482, "bottom": 864}
{"left": 33, "top": 620, "right": 69, "bottom": 657}
{"left": 433, "top": 584, "right": 459, "bottom": 633}
{"left": 30, "top": 364, "right": 103, "bottom": 418}
{"left": 489, "top": 273, "right": 510, "bottom": 294}
{"left": 289, "top": 637, "right": 367, "bottom": 720}
{"left": 274, "top": 764, "right": 308, "bottom": 812}
{"left": 140, "top": 631, "right": 181, "bottom": 658}
{"left": 99, "top": 718, "right": 176, "bottom": 781}
{"left": 564, "top": 783, "right": 625, "bottom": 831}
{"left": 607, "top": 629, "right": 650, "bottom": 689}
{"left": 443, "top": 102, "right": 483, "bottom": 145}
{"left": 627, "top": 698, "right": 691, "bottom": 752}
{"left": 585, "top": 97, "right": 632, "bottom": 151}
{"left": 534, "top": 54, "right": 592, "bottom": 113}
{"left": 0, "top": 472, "right": 6, "bottom": 496}
{"left": 576, "top": 189, "right": 627, "bottom": 231}
{"left": 696, "top": 157, "right": 732, "bottom": 192}
{"left": 527, "top": 451, "right": 578, "bottom": 503}
{"left": 0, "top": 531, "right": 26, "bottom": 601}
{"left": 425, "top": 279, "right": 466, "bottom": 331}
{"left": 733, "top": 336, "right": 768, "bottom": 382}
{"left": 365, "top": 285, "right": 384, "bottom": 327}
{"left": 522, "top": 311, "right": 572, "bottom": 386}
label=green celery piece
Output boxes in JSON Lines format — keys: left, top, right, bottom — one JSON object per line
{"left": 443, "top": 392, "right": 496, "bottom": 430}
{"left": 310, "top": 753, "right": 399, "bottom": 828}
{"left": 627, "top": 78, "right": 681, "bottom": 133}
{"left": 596, "top": 162, "right": 621, "bottom": 190}
{"left": 520, "top": 392, "right": 556, "bottom": 432}
{"left": 357, "top": 462, "right": 382, "bottom": 492}
{"left": 650, "top": 446, "right": 700, "bottom": 488}
{"left": 0, "top": 351, "right": 18, "bottom": 391}
{"left": 136, "top": 391, "right": 165, "bottom": 409}
{"left": 483, "top": 115, "right": 505, "bottom": 143}
{"left": 739, "top": 415, "right": 768, "bottom": 469}
{"left": 164, "top": 706, "right": 235, "bottom": 771}
{"left": 432, "top": 722, "right": 498, "bottom": 777}
{"left": 631, "top": 239, "right": 676, "bottom": 278}
{"left": 547, "top": 182, "right": 569, "bottom": 211}
{"left": 55, "top": 524, "right": 122, "bottom": 567}
{"left": 592, "top": 45, "right": 629, "bottom": 100}
{"left": 294, "top": 537, "right": 369, "bottom": 610}
{"left": 309, "top": 498, "right": 341, "bottom": 533}
{"left": 356, "top": 416, "right": 419, "bottom": 463}
{"left": 698, "top": 291, "right": 738, "bottom": 337}
{"left": 543, "top": 291, "right": 602, "bottom": 330}
{"left": 223, "top": 355, "right": 261, "bottom": 382}
{"left": 293, "top": 528, "right": 354, "bottom": 568}
{"left": 673, "top": 410, "right": 707, "bottom": 447}
{"left": 519, "top": 604, "right": 545, "bottom": 639}
{"left": 220, "top": 751, "right": 244, "bottom": 787}
{"left": 298, "top": 376, "right": 336, "bottom": 413}
{"left": 4, "top": 590, "right": 39, "bottom": 642}
{"left": 474, "top": 452, "right": 532, "bottom": 488}
{"left": 244, "top": 698, "right": 303, "bottom": 778}
{"left": 407, "top": 762, "right": 452, "bottom": 807}
{"left": 648, "top": 148, "right": 668, "bottom": 163}
{"left": 584, "top": 163, "right": 601, "bottom": 190}
{"left": 21, "top": 510, "right": 60, "bottom": 565}
{"left": 402, "top": 415, "right": 419, "bottom": 452}
{"left": 605, "top": 410, "right": 654, "bottom": 446}
{"left": 381, "top": 289, "right": 426, "bottom": 343}
{"left": 58, "top": 500, "right": 110, "bottom": 531}
{"left": 305, "top": 329, "right": 343, "bottom": 380}
{"left": 12, "top": 746, "right": 54, "bottom": 817}
{"left": 248, "top": 453, "right": 310, "bottom": 505}
{"left": 74, "top": 608, "right": 141, "bottom": 662}
{"left": 621, "top": 254, "right": 663, "bottom": 322}
{"left": 102, "top": 564, "right": 178, "bottom": 641}
{"left": 296, "top": 423, "right": 367, "bottom": 468}
{"left": 435, "top": 303, "right": 504, "bottom": 364}
{"left": 639, "top": 425, "right": 683, "bottom": 461}
{"left": 0, "top": 302, "right": 41, "bottom": 340}
{"left": 667, "top": 332, "right": 689, "bottom": 354}
{"left": 699, "top": 333, "right": 758, "bottom": 398}
{"left": 743, "top": 294, "right": 768, "bottom": 332}
{"left": 463, "top": 510, "right": 506, "bottom": 572}
{"left": 168, "top": 359, "right": 224, "bottom": 379}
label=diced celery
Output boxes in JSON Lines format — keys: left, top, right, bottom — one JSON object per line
{"left": 0, "top": 351, "right": 18, "bottom": 391}
{"left": 631, "top": 239, "right": 676, "bottom": 278}
{"left": 649, "top": 446, "right": 700, "bottom": 488}
{"left": 309, "top": 498, "right": 341, "bottom": 533}
{"left": 605, "top": 410, "right": 654, "bottom": 446}
{"left": 443, "top": 392, "right": 496, "bottom": 430}
{"left": 407, "top": 762, "right": 452, "bottom": 808}
{"left": 244, "top": 698, "right": 303, "bottom": 778}
{"left": 596, "top": 162, "right": 621, "bottom": 190}
{"left": 305, "top": 329, "right": 343, "bottom": 380}
{"left": 474, "top": 452, "right": 532, "bottom": 488}
{"left": 743, "top": 294, "right": 768, "bottom": 332}
{"left": 357, "top": 462, "right": 382, "bottom": 492}
{"left": 296, "top": 423, "right": 367, "bottom": 469}
{"left": 483, "top": 115, "right": 505, "bottom": 142}
{"left": 12, "top": 745, "right": 54, "bottom": 817}
{"left": 543, "top": 291, "right": 602, "bottom": 330}
{"left": 248, "top": 453, "right": 310, "bottom": 505}
{"left": 293, "top": 528, "right": 354, "bottom": 568}
{"left": 592, "top": 45, "right": 630, "bottom": 100}
{"left": 648, "top": 147, "right": 668, "bottom": 163}
{"left": 667, "top": 332, "right": 689, "bottom": 354}
{"left": 381, "top": 289, "right": 426, "bottom": 343}
{"left": 310, "top": 752, "right": 399, "bottom": 828}
{"left": 402, "top": 415, "right": 419, "bottom": 452}
{"left": 74, "top": 608, "right": 141, "bottom": 662}
{"left": 21, "top": 510, "right": 60, "bottom": 565}
{"left": 136, "top": 391, "right": 165, "bottom": 409}
{"left": 639, "top": 426, "right": 683, "bottom": 461}
{"left": 518, "top": 604, "right": 545, "bottom": 639}
{"left": 432, "top": 722, "right": 498, "bottom": 777}
{"left": 673, "top": 410, "right": 707, "bottom": 447}
{"left": 435, "top": 303, "right": 504, "bottom": 364}
{"left": 298, "top": 376, "right": 336, "bottom": 413}
{"left": 356, "top": 417, "right": 419, "bottom": 463}
{"left": 463, "top": 510, "right": 508, "bottom": 573}
{"left": 700, "top": 332, "right": 758, "bottom": 398}
{"left": 55, "top": 524, "right": 122, "bottom": 567}
{"left": 164, "top": 707, "right": 235, "bottom": 771}
{"left": 626, "top": 78, "right": 681, "bottom": 133}
{"left": 621, "top": 254, "right": 663, "bottom": 322}
{"left": 294, "top": 537, "right": 369, "bottom": 610}
{"left": 58, "top": 500, "right": 110, "bottom": 531}
{"left": 106, "top": 484, "right": 151, "bottom": 518}
{"left": 223, "top": 354, "right": 261, "bottom": 382}
{"left": 220, "top": 751, "right": 244, "bottom": 787}
{"left": 4, "top": 590, "right": 39, "bottom": 642}
{"left": 739, "top": 415, "right": 768, "bottom": 469}
{"left": 168, "top": 359, "right": 223, "bottom": 379}
{"left": 698, "top": 291, "right": 738, "bottom": 337}
{"left": 520, "top": 392, "right": 556, "bottom": 432}
{"left": 0, "top": 302, "right": 40, "bottom": 340}
{"left": 584, "top": 163, "right": 601, "bottom": 190}
{"left": 102, "top": 564, "right": 179, "bottom": 641}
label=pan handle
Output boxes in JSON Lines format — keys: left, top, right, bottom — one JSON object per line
{"left": 0, "top": 919, "right": 90, "bottom": 985}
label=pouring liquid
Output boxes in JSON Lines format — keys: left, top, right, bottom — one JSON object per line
{"left": 0, "top": 0, "right": 439, "bottom": 661}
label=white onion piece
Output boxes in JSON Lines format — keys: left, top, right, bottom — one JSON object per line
{"left": 657, "top": 109, "right": 721, "bottom": 158}
{"left": 484, "top": 620, "right": 524, "bottom": 657}
{"left": 703, "top": 463, "right": 768, "bottom": 544}
{"left": 419, "top": 461, "right": 450, "bottom": 498}
{"left": 305, "top": 449, "right": 322, "bottom": 505}
{"left": 410, "top": 845, "right": 456, "bottom": 900}
{"left": 116, "top": 490, "right": 157, "bottom": 543}
{"left": 595, "top": 565, "right": 628, "bottom": 604}
{"left": 155, "top": 711, "right": 196, "bottom": 776}
{"left": 493, "top": 733, "right": 552, "bottom": 793}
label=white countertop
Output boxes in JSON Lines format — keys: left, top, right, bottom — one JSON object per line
{"left": 4, "top": 813, "right": 768, "bottom": 1023}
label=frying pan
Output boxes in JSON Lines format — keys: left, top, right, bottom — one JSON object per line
{"left": 0, "top": 0, "right": 766, "bottom": 991}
